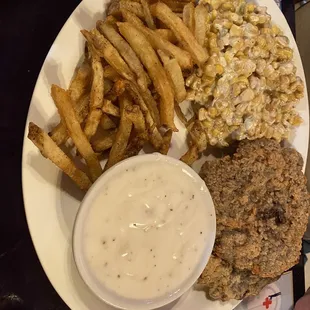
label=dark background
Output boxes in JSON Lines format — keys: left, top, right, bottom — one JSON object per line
{"left": 0, "top": 0, "right": 301, "bottom": 309}
{"left": 0, "top": 0, "right": 81, "bottom": 308}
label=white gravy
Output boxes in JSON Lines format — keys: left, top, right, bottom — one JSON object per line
{"left": 83, "top": 160, "right": 210, "bottom": 300}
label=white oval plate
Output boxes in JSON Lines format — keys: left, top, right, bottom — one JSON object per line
{"left": 22, "top": 0, "right": 309, "bottom": 309}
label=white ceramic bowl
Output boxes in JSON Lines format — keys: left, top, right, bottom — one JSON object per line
{"left": 73, "top": 153, "right": 216, "bottom": 310}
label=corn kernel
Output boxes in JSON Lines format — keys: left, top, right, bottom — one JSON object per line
{"left": 208, "top": 107, "right": 219, "bottom": 118}
{"left": 220, "top": 2, "right": 235, "bottom": 12}
{"left": 215, "top": 64, "right": 224, "bottom": 75}
{"left": 291, "top": 115, "right": 303, "bottom": 126}
{"left": 245, "top": 3, "right": 256, "bottom": 14}
{"left": 272, "top": 25, "right": 282, "bottom": 36}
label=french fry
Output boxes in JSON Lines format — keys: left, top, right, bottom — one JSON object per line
{"left": 49, "top": 123, "right": 67, "bottom": 146}
{"left": 49, "top": 61, "right": 92, "bottom": 145}
{"left": 127, "top": 22, "right": 192, "bottom": 69}
{"left": 110, "top": 77, "right": 159, "bottom": 126}
{"left": 105, "top": 15, "right": 118, "bottom": 25}
{"left": 51, "top": 85, "right": 102, "bottom": 182}
{"left": 28, "top": 122, "right": 92, "bottom": 191}
{"left": 91, "top": 129, "right": 117, "bottom": 152}
{"left": 84, "top": 52, "right": 104, "bottom": 140}
{"left": 124, "top": 80, "right": 163, "bottom": 150}
{"left": 124, "top": 105, "right": 146, "bottom": 134}
{"left": 100, "top": 113, "right": 117, "bottom": 130}
{"left": 102, "top": 99, "right": 120, "bottom": 117}
{"left": 105, "top": 79, "right": 126, "bottom": 102}
{"left": 141, "top": 0, "right": 156, "bottom": 29}
{"left": 107, "top": 0, "right": 121, "bottom": 17}
{"left": 160, "top": 129, "right": 173, "bottom": 155}
{"left": 155, "top": 29, "right": 177, "bottom": 43}
{"left": 97, "top": 20, "right": 150, "bottom": 91}
{"left": 159, "top": 0, "right": 188, "bottom": 13}
{"left": 104, "top": 79, "right": 114, "bottom": 94}
{"left": 118, "top": 22, "right": 177, "bottom": 131}
{"left": 139, "top": 87, "right": 161, "bottom": 126}
{"left": 103, "top": 65, "right": 121, "bottom": 82}
{"left": 81, "top": 29, "right": 135, "bottom": 81}
{"left": 49, "top": 94, "right": 90, "bottom": 145}
{"left": 124, "top": 132, "right": 148, "bottom": 159}
{"left": 180, "top": 144, "right": 199, "bottom": 165}
{"left": 183, "top": 2, "right": 195, "bottom": 33}
{"left": 188, "top": 120, "right": 207, "bottom": 152}
{"left": 158, "top": 50, "right": 186, "bottom": 103}
{"left": 194, "top": 3, "right": 208, "bottom": 47}
{"left": 174, "top": 103, "right": 188, "bottom": 126}
{"left": 119, "top": 0, "right": 144, "bottom": 18}
{"left": 69, "top": 61, "right": 92, "bottom": 103}
{"left": 121, "top": 8, "right": 145, "bottom": 27}
{"left": 151, "top": 2, "right": 209, "bottom": 65}
{"left": 174, "top": 12, "right": 183, "bottom": 18}
{"left": 105, "top": 93, "right": 133, "bottom": 170}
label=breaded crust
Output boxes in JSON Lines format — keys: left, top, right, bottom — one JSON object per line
{"left": 199, "top": 139, "right": 310, "bottom": 300}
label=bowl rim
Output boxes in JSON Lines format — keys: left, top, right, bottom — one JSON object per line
{"left": 72, "top": 153, "right": 216, "bottom": 310}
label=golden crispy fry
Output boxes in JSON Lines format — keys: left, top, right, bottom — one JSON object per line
{"left": 51, "top": 85, "right": 102, "bottom": 182}
{"left": 49, "top": 94, "right": 90, "bottom": 145}
{"left": 154, "top": 29, "right": 177, "bottom": 43}
{"left": 141, "top": 0, "right": 156, "bottom": 29}
{"left": 28, "top": 122, "right": 92, "bottom": 191}
{"left": 105, "top": 15, "right": 118, "bottom": 25}
{"left": 183, "top": 2, "right": 195, "bottom": 33}
{"left": 174, "top": 12, "right": 184, "bottom": 18}
{"left": 102, "top": 99, "right": 120, "bottom": 117}
{"left": 97, "top": 20, "right": 150, "bottom": 91}
{"left": 194, "top": 4, "right": 208, "bottom": 47}
{"left": 49, "top": 123, "right": 67, "bottom": 146}
{"left": 84, "top": 109, "right": 102, "bottom": 140}
{"left": 124, "top": 80, "right": 163, "bottom": 150}
{"left": 104, "top": 79, "right": 114, "bottom": 94}
{"left": 160, "top": 129, "right": 173, "bottom": 155}
{"left": 180, "top": 144, "right": 199, "bottom": 165}
{"left": 124, "top": 132, "right": 148, "bottom": 159}
{"left": 174, "top": 103, "right": 188, "bottom": 126}
{"left": 81, "top": 29, "right": 135, "bottom": 81}
{"left": 84, "top": 52, "right": 104, "bottom": 140}
{"left": 108, "top": 0, "right": 144, "bottom": 18}
{"left": 139, "top": 88, "right": 161, "bottom": 126}
{"left": 100, "top": 113, "right": 117, "bottom": 130}
{"left": 119, "top": 0, "right": 144, "bottom": 18}
{"left": 69, "top": 61, "right": 92, "bottom": 103}
{"left": 105, "top": 72, "right": 156, "bottom": 124}
{"left": 187, "top": 114, "right": 196, "bottom": 128}
{"left": 124, "top": 105, "right": 146, "bottom": 133}
{"left": 159, "top": 0, "right": 188, "bottom": 12}
{"left": 105, "top": 93, "right": 133, "bottom": 170}
{"left": 73, "top": 94, "right": 90, "bottom": 122}
{"left": 151, "top": 2, "right": 209, "bottom": 65}
{"left": 158, "top": 50, "right": 186, "bottom": 103}
{"left": 91, "top": 129, "right": 117, "bottom": 152}
{"left": 103, "top": 65, "right": 121, "bottom": 82}
{"left": 84, "top": 41, "right": 91, "bottom": 61}
{"left": 128, "top": 22, "right": 192, "bottom": 69}
{"left": 49, "top": 60, "right": 92, "bottom": 145}
{"left": 107, "top": 0, "right": 121, "bottom": 17}
{"left": 188, "top": 120, "right": 207, "bottom": 152}
{"left": 105, "top": 79, "right": 126, "bottom": 102}
{"left": 118, "top": 22, "right": 177, "bottom": 131}
{"left": 121, "top": 8, "right": 145, "bottom": 27}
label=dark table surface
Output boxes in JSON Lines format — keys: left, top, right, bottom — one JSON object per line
{"left": 0, "top": 0, "right": 300, "bottom": 309}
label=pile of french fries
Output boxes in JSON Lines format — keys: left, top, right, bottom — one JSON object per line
{"left": 28, "top": 0, "right": 209, "bottom": 190}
